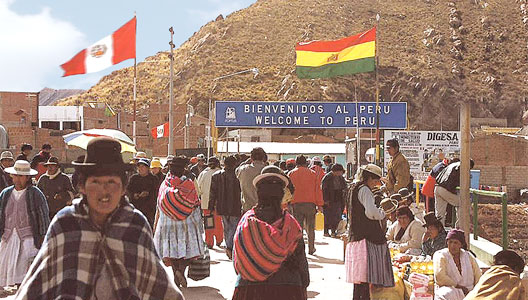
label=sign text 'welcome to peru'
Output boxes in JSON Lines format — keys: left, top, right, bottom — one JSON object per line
{"left": 215, "top": 101, "right": 407, "bottom": 129}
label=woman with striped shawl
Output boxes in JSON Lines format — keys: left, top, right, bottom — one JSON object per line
{"left": 232, "top": 165, "right": 309, "bottom": 300}
{"left": 153, "top": 155, "right": 205, "bottom": 288}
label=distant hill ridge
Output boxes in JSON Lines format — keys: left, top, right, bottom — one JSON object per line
{"left": 59, "top": 0, "right": 528, "bottom": 130}
{"left": 40, "top": 88, "right": 84, "bottom": 106}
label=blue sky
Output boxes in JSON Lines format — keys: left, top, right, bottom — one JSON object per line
{"left": 0, "top": 0, "right": 255, "bottom": 92}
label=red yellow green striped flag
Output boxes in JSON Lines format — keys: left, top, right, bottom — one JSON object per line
{"left": 295, "top": 27, "right": 376, "bottom": 79}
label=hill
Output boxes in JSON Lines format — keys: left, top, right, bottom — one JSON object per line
{"left": 59, "top": 0, "right": 528, "bottom": 130}
{"left": 39, "top": 87, "right": 84, "bottom": 106}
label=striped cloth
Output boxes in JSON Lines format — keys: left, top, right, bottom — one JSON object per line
{"left": 233, "top": 209, "right": 302, "bottom": 282}
{"left": 158, "top": 174, "right": 200, "bottom": 221}
{"left": 15, "top": 197, "right": 183, "bottom": 300}
{"left": 366, "top": 240, "right": 395, "bottom": 287}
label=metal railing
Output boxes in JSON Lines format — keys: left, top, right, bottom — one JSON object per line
{"left": 469, "top": 188, "right": 508, "bottom": 249}
{"left": 413, "top": 180, "right": 509, "bottom": 249}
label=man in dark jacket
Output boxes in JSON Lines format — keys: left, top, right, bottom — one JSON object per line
{"left": 16, "top": 144, "right": 32, "bottom": 162}
{"left": 190, "top": 154, "right": 207, "bottom": 179}
{"left": 127, "top": 158, "right": 159, "bottom": 227}
{"left": 321, "top": 163, "right": 347, "bottom": 237}
{"left": 209, "top": 155, "right": 241, "bottom": 260}
{"left": 37, "top": 157, "right": 75, "bottom": 219}
{"left": 434, "top": 159, "right": 474, "bottom": 226}
{"left": 323, "top": 155, "right": 333, "bottom": 173}
{"left": 31, "top": 144, "right": 52, "bottom": 181}
{"left": 0, "top": 151, "right": 14, "bottom": 192}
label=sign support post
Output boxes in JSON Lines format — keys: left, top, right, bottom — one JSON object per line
{"left": 460, "top": 102, "right": 471, "bottom": 243}
{"left": 375, "top": 13, "right": 381, "bottom": 166}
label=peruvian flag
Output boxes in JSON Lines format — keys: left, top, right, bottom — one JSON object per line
{"left": 61, "top": 17, "right": 136, "bottom": 77}
{"left": 151, "top": 122, "right": 170, "bottom": 139}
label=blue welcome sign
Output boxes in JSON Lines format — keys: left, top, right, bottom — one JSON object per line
{"left": 215, "top": 101, "right": 407, "bottom": 129}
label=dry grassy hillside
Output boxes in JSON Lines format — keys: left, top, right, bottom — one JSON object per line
{"left": 60, "top": 0, "right": 528, "bottom": 130}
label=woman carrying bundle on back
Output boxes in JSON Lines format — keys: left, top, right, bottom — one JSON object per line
{"left": 154, "top": 155, "right": 205, "bottom": 288}
{"left": 232, "top": 165, "right": 309, "bottom": 300}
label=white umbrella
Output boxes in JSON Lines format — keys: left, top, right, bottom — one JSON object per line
{"left": 63, "top": 129, "right": 137, "bottom": 153}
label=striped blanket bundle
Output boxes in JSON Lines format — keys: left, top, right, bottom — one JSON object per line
{"left": 158, "top": 175, "right": 200, "bottom": 221}
{"left": 233, "top": 209, "right": 302, "bottom": 282}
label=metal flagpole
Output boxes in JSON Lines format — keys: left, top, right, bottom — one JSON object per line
{"left": 355, "top": 85, "right": 361, "bottom": 169}
{"left": 375, "top": 13, "right": 381, "bottom": 166}
{"left": 132, "top": 12, "right": 137, "bottom": 145}
{"left": 168, "top": 27, "right": 175, "bottom": 156}
{"left": 133, "top": 58, "right": 137, "bottom": 145}
{"left": 207, "top": 98, "right": 211, "bottom": 160}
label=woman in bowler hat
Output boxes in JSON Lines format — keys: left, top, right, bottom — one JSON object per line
{"left": 16, "top": 137, "right": 183, "bottom": 299}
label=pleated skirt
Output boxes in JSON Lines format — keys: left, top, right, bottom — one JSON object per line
{"left": 345, "top": 239, "right": 395, "bottom": 287}
{"left": 154, "top": 207, "right": 205, "bottom": 260}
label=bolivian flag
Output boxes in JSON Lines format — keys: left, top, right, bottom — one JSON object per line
{"left": 295, "top": 27, "right": 376, "bottom": 79}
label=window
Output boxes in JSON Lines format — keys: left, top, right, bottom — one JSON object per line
{"left": 197, "top": 137, "right": 204, "bottom": 148}
{"left": 41, "top": 121, "right": 60, "bottom": 130}
{"left": 63, "top": 121, "right": 81, "bottom": 131}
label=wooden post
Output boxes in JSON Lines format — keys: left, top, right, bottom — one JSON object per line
{"left": 459, "top": 102, "right": 471, "bottom": 243}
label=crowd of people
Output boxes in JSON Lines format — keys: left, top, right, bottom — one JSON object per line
{"left": 345, "top": 138, "right": 526, "bottom": 300}
{"left": 0, "top": 137, "right": 524, "bottom": 300}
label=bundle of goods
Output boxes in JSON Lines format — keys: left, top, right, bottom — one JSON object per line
{"left": 408, "top": 272, "right": 433, "bottom": 300}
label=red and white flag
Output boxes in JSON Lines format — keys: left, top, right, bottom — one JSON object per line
{"left": 151, "top": 122, "right": 169, "bottom": 139}
{"left": 61, "top": 17, "right": 136, "bottom": 77}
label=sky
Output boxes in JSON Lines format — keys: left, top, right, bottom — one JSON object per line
{"left": 0, "top": 0, "right": 256, "bottom": 92}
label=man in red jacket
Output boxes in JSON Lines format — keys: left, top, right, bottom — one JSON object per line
{"left": 288, "top": 155, "right": 323, "bottom": 255}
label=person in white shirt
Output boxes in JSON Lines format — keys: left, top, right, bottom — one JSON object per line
{"left": 386, "top": 205, "right": 426, "bottom": 255}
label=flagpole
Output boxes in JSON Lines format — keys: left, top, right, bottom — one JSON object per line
{"left": 133, "top": 58, "right": 137, "bottom": 145}
{"left": 168, "top": 27, "right": 175, "bottom": 156}
{"left": 207, "top": 98, "right": 212, "bottom": 160}
{"left": 375, "top": 14, "right": 381, "bottom": 166}
{"left": 132, "top": 12, "right": 137, "bottom": 146}
{"left": 355, "top": 85, "right": 360, "bottom": 170}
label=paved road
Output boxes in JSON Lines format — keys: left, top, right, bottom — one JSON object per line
{"left": 182, "top": 231, "right": 353, "bottom": 300}
{"left": 2, "top": 231, "right": 353, "bottom": 299}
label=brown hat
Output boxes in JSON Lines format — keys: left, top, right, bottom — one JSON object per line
{"left": 168, "top": 155, "right": 188, "bottom": 168}
{"left": 43, "top": 156, "right": 60, "bottom": 166}
{"left": 72, "top": 137, "right": 128, "bottom": 171}
{"left": 380, "top": 198, "right": 398, "bottom": 214}
{"left": 398, "top": 188, "right": 414, "bottom": 201}
{"left": 390, "top": 193, "right": 403, "bottom": 203}
{"left": 396, "top": 205, "right": 414, "bottom": 219}
{"left": 423, "top": 212, "right": 442, "bottom": 228}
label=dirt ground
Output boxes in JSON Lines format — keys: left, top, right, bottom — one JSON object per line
{"left": 476, "top": 203, "right": 528, "bottom": 261}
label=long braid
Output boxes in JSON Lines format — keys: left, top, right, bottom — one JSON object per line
{"left": 254, "top": 185, "right": 284, "bottom": 224}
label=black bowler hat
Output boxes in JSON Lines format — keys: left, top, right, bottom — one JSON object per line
{"left": 72, "top": 137, "right": 128, "bottom": 170}
{"left": 168, "top": 155, "right": 189, "bottom": 168}
{"left": 423, "top": 212, "right": 443, "bottom": 228}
